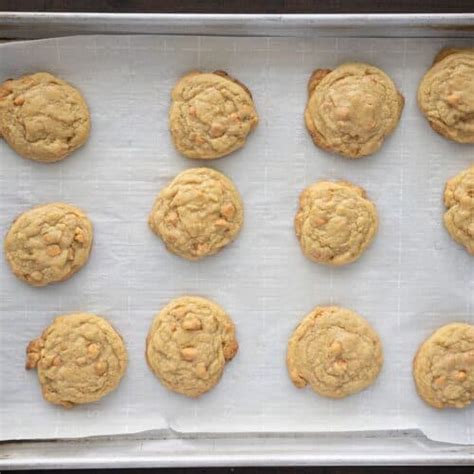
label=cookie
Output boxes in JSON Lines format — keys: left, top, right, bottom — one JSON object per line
{"left": 287, "top": 305, "right": 383, "bottom": 398}
{"left": 148, "top": 167, "right": 243, "bottom": 260}
{"left": 146, "top": 296, "right": 238, "bottom": 397}
{"left": 0, "top": 72, "right": 90, "bottom": 163}
{"left": 4, "top": 203, "right": 93, "bottom": 287}
{"left": 169, "top": 70, "right": 258, "bottom": 159}
{"left": 294, "top": 180, "right": 378, "bottom": 266}
{"left": 418, "top": 48, "right": 474, "bottom": 143}
{"left": 26, "top": 312, "right": 127, "bottom": 407}
{"left": 413, "top": 323, "right": 474, "bottom": 409}
{"left": 304, "top": 63, "right": 404, "bottom": 159}
{"left": 443, "top": 164, "right": 474, "bottom": 255}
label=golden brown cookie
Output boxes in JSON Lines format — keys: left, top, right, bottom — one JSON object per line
{"left": 0, "top": 72, "right": 90, "bottom": 162}
{"left": 26, "top": 312, "right": 128, "bottom": 407}
{"left": 304, "top": 63, "right": 404, "bottom": 159}
{"left": 443, "top": 164, "right": 474, "bottom": 255}
{"left": 294, "top": 180, "right": 378, "bottom": 266}
{"left": 4, "top": 203, "right": 93, "bottom": 287}
{"left": 146, "top": 296, "right": 238, "bottom": 397}
{"left": 148, "top": 167, "right": 244, "bottom": 260}
{"left": 413, "top": 323, "right": 474, "bottom": 409}
{"left": 287, "top": 305, "right": 383, "bottom": 399}
{"left": 418, "top": 48, "right": 474, "bottom": 143}
{"left": 169, "top": 70, "right": 258, "bottom": 159}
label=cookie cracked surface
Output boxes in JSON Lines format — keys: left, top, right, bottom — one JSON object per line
{"left": 26, "top": 312, "right": 127, "bottom": 407}
{"left": 169, "top": 71, "right": 258, "bottom": 159}
{"left": 287, "top": 305, "right": 383, "bottom": 398}
{"left": 294, "top": 180, "right": 378, "bottom": 266}
{"left": 304, "top": 63, "right": 404, "bottom": 159}
{"left": 443, "top": 164, "right": 474, "bottom": 255}
{"left": 4, "top": 202, "right": 93, "bottom": 287}
{"left": 0, "top": 72, "right": 90, "bottom": 162}
{"left": 413, "top": 323, "right": 474, "bottom": 409}
{"left": 149, "top": 167, "right": 244, "bottom": 260}
{"left": 146, "top": 296, "right": 238, "bottom": 397}
{"left": 418, "top": 48, "right": 474, "bottom": 143}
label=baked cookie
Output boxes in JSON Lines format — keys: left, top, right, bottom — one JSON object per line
{"left": 0, "top": 72, "right": 90, "bottom": 163}
{"left": 4, "top": 203, "right": 93, "bottom": 287}
{"left": 287, "top": 305, "right": 383, "bottom": 398}
{"left": 443, "top": 164, "right": 474, "bottom": 255}
{"left": 413, "top": 323, "right": 474, "bottom": 409}
{"left": 146, "top": 296, "right": 238, "bottom": 397}
{"left": 169, "top": 70, "right": 258, "bottom": 159}
{"left": 304, "top": 63, "right": 404, "bottom": 159}
{"left": 294, "top": 180, "right": 378, "bottom": 266}
{"left": 418, "top": 48, "right": 474, "bottom": 143}
{"left": 149, "top": 167, "right": 243, "bottom": 260}
{"left": 26, "top": 312, "right": 127, "bottom": 407}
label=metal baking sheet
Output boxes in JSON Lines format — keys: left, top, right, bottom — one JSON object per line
{"left": 0, "top": 13, "right": 473, "bottom": 468}
{"left": 0, "top": 12, "right": 474, "bottom": 39}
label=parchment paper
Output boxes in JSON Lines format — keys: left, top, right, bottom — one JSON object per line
{"left": 0, "top": 35, "right": 472, "bottom": 445}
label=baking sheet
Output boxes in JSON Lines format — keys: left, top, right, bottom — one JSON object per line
{"left": 0, "top": 35, "right": 472, "bottom": 445}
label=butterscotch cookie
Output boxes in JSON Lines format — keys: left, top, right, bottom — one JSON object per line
{"left": 148, "top": 167, "right": 243, "bottom": 260}
{"left": 418, "top": 48, "right": 474, "bottom": 143}
{"left": 26, "top": 312, "right": 127, "bottom": 407}
{"left": 304, "top": 63, "right": 404, "bottom": 158}
{"left": 169, "top": 71, "right": 258, "bottom": 159}
{"left": 294, "top": 180, "right": 378, "bottom": 266}
{"left": 0, "top": 72, "right": 90, "bottom": 162}
{"left": 287, "top": 305, "right": 383, "bottom": 398}
{"left": 146, "top": 296, "right": 238, "bottom": 397}
{"left": 443, "top": 164, "right": 474, "bottom": 255}
{"left": 413, "top": 323, "right": 474, "bottom": 409}
{"left": 4, "top": 203, "right": 93, "bottom": 287}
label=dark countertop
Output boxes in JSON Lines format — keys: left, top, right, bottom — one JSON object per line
{"left": 14, "top": 467, "right": 474, "bottom": 473}
{"left": 2, "top": 0, "right": 474, "bottom": 13}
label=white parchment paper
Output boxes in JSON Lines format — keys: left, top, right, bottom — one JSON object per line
{"left": 0, "top": 35, "right": 472, "bottom": 444}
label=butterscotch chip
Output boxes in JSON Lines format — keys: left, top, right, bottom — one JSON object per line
{"left": 413, "top": 323, "right": 474, "bottom": 409}
{"left": 0, "top": 72, "right": 90, "bottom": 162}
{"left": 294, "top": 180, "right": 378, "bottom": 266}
{"left": 304, "top": 63, "right": 404, "bottom": 158}
{"left": 418, "top": 48, "right": 474, "bottom": 143}
{"left": 148, "top": 168, "right": 243, "bottom": 260}
{"left": 146, "top": 296, "right": 238, "bottom": 397}
{"left": 443, "top": 164, "right": 474, "bottom": 255}
{"left": 26, "top": 313, "right": 127, "bottom": 407}
{"left": 4, "top": 203, "right": 93, "bottom": 287}
{"left": 169, "top": 71, "right": 258, "bottom": 159}
{"left": 287, "top": 305, "right": 383, "bottom": 398}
